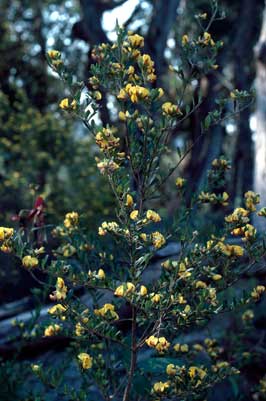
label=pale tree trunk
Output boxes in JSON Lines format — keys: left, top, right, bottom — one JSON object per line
{"left": 254, "top": 3, "right": 266, "bottom": 231}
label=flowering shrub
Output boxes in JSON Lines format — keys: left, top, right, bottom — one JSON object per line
{"left": 2, "top": 23, "right": 266, "bottom": 401}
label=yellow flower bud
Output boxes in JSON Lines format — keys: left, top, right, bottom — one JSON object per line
{"left": 126, "top": 194, "right": 134, "bottom": 207}
{"left": 139, "top": 285, "right": 148, "bottom": 296}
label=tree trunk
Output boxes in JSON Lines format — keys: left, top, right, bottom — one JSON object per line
{"left": 146, "top": 0, "right": 181, "bottom": 81}
{"left": 254, "top": 4, "right": 266, "bottom": 231}
{"left": 230, "top": 0, "right": 265, "bottom": 203}
{"left": 186, "top": 72, "right": 226, "bottom": 194}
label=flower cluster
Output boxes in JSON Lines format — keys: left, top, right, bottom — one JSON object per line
{"left": 63, "top": 212, "right": 79, "bottom": 230}
{"left": 22, "top": 255, "right": 39, "bottom": 269}
{"left": 50, "top": 277, "right": 68, "bottom": 301}
{"left": 0, "top": 226, "right": 14, "bottom": 253}
{"left": 145, "top": 336, "right": 170, "bottom": 353}
{"left": 94, "top": 303, "right": 119, "bottom": 320}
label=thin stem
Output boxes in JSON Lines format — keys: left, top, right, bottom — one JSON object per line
{"left": 122, "top": 305, "right": 137, "bottom": 401}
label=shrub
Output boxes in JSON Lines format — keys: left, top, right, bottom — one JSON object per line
{"left": 2, "top": 23, "right": 266, "bottom": 401}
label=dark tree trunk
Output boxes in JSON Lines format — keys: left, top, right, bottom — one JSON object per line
{"left": 230, "top": 0, "right": 264, "bottom": 203}
{"left": 186, "top": 72, "right": 226, "bottom": 194}
{"left": 146, "top": 0, "right": 181, "bottom": 81}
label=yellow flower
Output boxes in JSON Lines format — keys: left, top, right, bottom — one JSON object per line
{"left": 178, "top": 261, "right": 191, "bottom": 279}
{"left": 126, "top": 194, "right": 134, "bottom": 207}
{"left": 244, "top": 191, "right": 260, "bottom": 211}
{"left": 94, "top": 303, "right": 119, "bottom": 320}
{"left": 50, "top": 277, "right": 67, "bottom": 301}
{"left": 188, "top": 366, "right": 207, "bottom": 380}
{"left": 217, "top": 242, "right": 244, "bottom": 257}
{"left": 221, "top": 192, "right": 229, "bottom": 206}
{"left": 64, "top": 212, "right": 79, "bottom": 229}
{"left": 146, "top": 210, "right": 161, "bottom": 223}
{"left": 34, "top": 247, "right": 45, "bottom": 255}
{"left": 78, "top": 353, "right": 93, "bottom": 369}
{"left": 97, "top": 269, "right": 105, "bottom": 280}
{"left": 153, "top": 381, "right": 170, "bottom": 393}
{"left": 95, "top": 128, "right": 120, "bottom": 151}
{"left": 212, "top": 274, "right": 222, "bottom": 281}
{"left": 151, "top": 293, "right": 161, "bottom": 303}
{"left": 0, "top": 227, "right": 14, "bottom": 241}
{"left": 47, "top": 50, "right": 61, "bottom": 59}
{"left": 71, "top": 99, "right": 77, "bottom": 110}
{"left": 31, "top": 364, "right": 40, "bottom": 373}
{"left": 166, "top": 364, "right": 177, "bottom": 376}
{"left": 225, "top": 207, "right": 249, "bottom": 223}
{"left": 175, "top": 177, "right": 186, "bottom": 188}
{"left": 258, "top": 207, "right": 266, "bottom": 217}
{"left": 242, "top": 224, "right": 257, "bottom": 241}
{"left": 75, "top": 322, "right": 85, "bottom": 336}
{"left": 59, "top": 98, "right": 69, "bottom": 110}
{"left": 93, "top": 91, "right": 102, "bottom": 101}
{"left": 203, "top": 31, "right": 215, "bottom": 46}
{"left": 127, "top": 65, "right": 135, "bottom": 75}
{"left": 199, "top": 12, "right": 207, "bottom": 19}
{"left": 177, "top": 294, "right": 187, "bottom": 304}
{"left": 242, "top": 309, "right": 254, "bottom": 322}
{"left": 114, "top": 282, "right": 135, "bottom": 297}
{"left": 48, "top": 303, "right": 66, "bottom": 315}
{"left": 157, "top": 88, "right": 164, "bottom": 98}
{"left": 151, "top": 232, "right": 166, "bottom": 249}
{"left": 193, "top": 344, "right": 204, "bottom": 352}
{"left": 139, "top": 285, "right": 148, "bottom": 296}
{"left": 98, "top": 226, "right": 107, "bottom": 236}
{"left": 130, "top": 210, "right": 139, "bottom": 220}
{"left": 195, "top": 281, "right": 207, "bottom": 289}
{"left": 162, "top": 102, "right": 182, "bottom": 116}
{"left": 161, "top": 260, "right": 171, "bottom": 270}
{"left": 174, "top": 343, "right": 189, "bottom": 352}
{"left": 1, "top": 244, "right": 11, "bottom": 253}
{"left": 62, "top": 244, "right": 76, "bottom": 257}
{"left": 22, "top": 255, "right": 38, "bottom": 269}
{"left": 182, "top": 34, "right": 189, "bottom": 45}
{"left": 146, "top": 336, "right": 170, "bottom": 352}
{"left": 140, "top": 233, "right": 147, "bottom": 241}
{"left": 180, "top": 344, "right": 189, "bottom": 352}
{"left": 145, "top": 335, "right": 159, "bottom": 348}
{"left": 251, "top": 285, "right": 265, "bottom": 301}
{"left": 119, "top": 111, "right": 127, "bottom": 121}
{"left": 44, "top": 324, "right": 61, "bottom": 337}
{"left": 128, "top": 34, "right": 144, "bottom": 47}
{"left": 117, "top": 88, "right": 127, "bottom": 100}
{"left": 99, "top": 221, "right": 117, "bottom": 235}
{"left": 156, "top": 337, "right": 170, "bottom": 353}
{"left": 124, "top": 84, "right": 149, "bottom": 103}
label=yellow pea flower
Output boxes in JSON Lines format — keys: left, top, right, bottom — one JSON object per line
{"left": 59, "top": 98, "right": 69, "bottom": 110}
{"left": 78, "top": 353, "right": 93, "bottom": 369}
{"left": 126, "top": 194, "right": 134, "bottom": 207}
{"left": 130, "top": 210, "right": 139, "bottom": 220}
{"left": 22, "top": 255, "right": 38, "bottom": 269}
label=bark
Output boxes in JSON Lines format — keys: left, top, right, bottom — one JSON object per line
{"left": 186, "top": 72, "right": 226, "bottom": 194}
{"left": 230, "top": 0, "right": 265, "bottom": 202}
{"left": 146, "top": 0, "right": 181, "bottom": 80}
{"left": 254, "top": 4, "right": 266, "bottom": 231}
